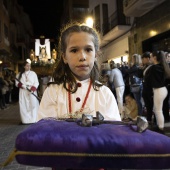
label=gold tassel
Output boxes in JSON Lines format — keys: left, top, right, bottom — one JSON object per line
{"left": 0, "top": 149, "right": 17, "bottom": 167}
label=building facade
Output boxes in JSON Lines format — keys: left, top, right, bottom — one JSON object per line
{"left": 0, "top": 0, "right": 33, "bottom": 74}
{"left": 88, "top": 0, "right": 169, "bottom": 68}
{"left": 89, "top": 0, "right": 131, "bottom": 70}
{"left": 124, "top": 0, "right": 170, "bottom": 56}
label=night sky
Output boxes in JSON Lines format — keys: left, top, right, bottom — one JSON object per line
{"left": 17, "top": 0, "right": 63, "bottom": 40}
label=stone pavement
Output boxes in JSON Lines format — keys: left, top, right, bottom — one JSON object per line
{"left": 0, "top": 102, "right": 170, "bottom": 170}
{"left": 0, "top": 102, "right": 51, "bottom": 170}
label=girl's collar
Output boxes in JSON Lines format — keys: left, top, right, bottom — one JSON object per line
{"left": 76, "top": 78, "right": 90, "bottom": 84}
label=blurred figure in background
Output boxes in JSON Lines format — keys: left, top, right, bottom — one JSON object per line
{"left": 4, "top": 75, "right": 14, "bottom": 104}
{"left": 163, "top": 51, "right": 170, "bottom": 122}
{"left": 140, "top": 51, "right": 154, "bottom": 124}
{"left": 126, "top": 54, "right": 143, "bottom": 116}
{"left": 0, "top": 72, "right": 7, "bottom": 110}
{"left": 109, "top": 62, "right": 125, "bottom": 119}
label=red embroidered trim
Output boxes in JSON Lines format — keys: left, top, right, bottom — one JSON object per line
{"left": 68, "top": 80, "right": 92, "bottom": 117}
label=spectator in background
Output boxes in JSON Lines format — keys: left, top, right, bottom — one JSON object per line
{"left": 4, "top": 75, "right": 14, "bottom": 104}
{"left": 11, "top": 73, "right": 19, "bottom": 102}
{"left": 165, "top": 52, "right": 170, "bottom": 67}
{"left": 119, "top": 61, "right": 129, "bottom": 97}
{"left": 139, "top": 51, "right": 154, "bottom": 124}
{"left": 109, "top": 62, "right": 125, "bottom": 119}
{"left": 149, "top": 51, "right": 170, "bottom": 133}
{"left": 0, "top": 72, "right": 7, "bottom": 110}
{"left": 126, "top": 54, "right": 143, "bottom": 116}
{"left": 40, "top": 75, "right": 51, "bottom": 96}
{"left": 163, "top": 51, "right": 170, "bottom": 122}
{"left": 3, "top": 75, "right": 10, "bottom": 105}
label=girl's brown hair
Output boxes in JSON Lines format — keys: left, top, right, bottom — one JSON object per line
{"left": 18, "top": 61, "right": 30, "bottom": 80}
{"left": 49, "top": 23, "right": 102, "bottom": 93}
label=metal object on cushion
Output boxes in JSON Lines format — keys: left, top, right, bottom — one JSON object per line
{"left": 136, "top": 116, "right": 148, "bottom": 133}
{"left": 82, "top": 114, "right": 93, "bottom": 127}
{"left": 96, "top": 111, "right": 104, "bottom": 121}
{"left": 66, "top": 112, "right": 148, "bottom": 133}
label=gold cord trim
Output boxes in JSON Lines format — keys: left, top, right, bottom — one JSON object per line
{"left": 1, "top": 148, "right": 170, "bottom": 167}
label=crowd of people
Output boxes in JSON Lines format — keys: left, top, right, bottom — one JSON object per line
{"left": 0, "top": 71, "right": 18, "bottom": 110}
{"left": 0, "top": 23, "right": 170, "bottom": 136}
{"left": 101, "top": 51, "right": 170, "bottom": 133}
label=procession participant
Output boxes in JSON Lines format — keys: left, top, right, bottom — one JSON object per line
{"left": 37, "top": 23, "right": 121, "bottom": 122}
{"left": 16, "top": 59, "right": 39, "bottom": 124}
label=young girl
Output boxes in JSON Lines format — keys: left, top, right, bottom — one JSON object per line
{"left": 37, "top": 23, "right": 120, "bottom": 121}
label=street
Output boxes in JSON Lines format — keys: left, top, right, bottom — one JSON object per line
{"left": 0, "top": 102, "right": 51, "bottom": 170}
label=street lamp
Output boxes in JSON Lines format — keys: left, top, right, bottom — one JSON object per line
{"left": 85, "top": 17, "right": 93, "bottom": 28}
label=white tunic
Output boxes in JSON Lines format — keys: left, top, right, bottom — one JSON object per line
{"left": 16, "top": 71, "right": 39, "bottom": 124}
{"left": 37, "top": 79, "right": 121, "bottom": 121}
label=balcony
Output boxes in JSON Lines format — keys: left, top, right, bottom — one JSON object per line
{"left": 123, "top": 0, "right": 166, "bottom": 17}
{"left": 101, "top": 11, "right": 131, "bottom": 47}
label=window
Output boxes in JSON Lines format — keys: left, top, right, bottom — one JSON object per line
{"left": 94, "top": 5, "right": 100, "bottom": 32}
{"left": 4, "top": 24, "right": 8, "bottom": 39}
{"left": 102, "top": 4, "right": 109, "bottom": 35}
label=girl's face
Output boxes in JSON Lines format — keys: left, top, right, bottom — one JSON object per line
{"left": 24, "top": 63, "right": 31, "bottom": 71}
{"left": 63, "top": 32, "right": 96, "bottom": 81}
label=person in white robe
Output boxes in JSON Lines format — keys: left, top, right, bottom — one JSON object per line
{"left": 37, "top": 79, "right": 120, "bottom": 121}
{"left": 16, "top": 59, "right": 39, "bottom": 124}
{"left": 37, "top": 23, "right": 121, "bottom": 122}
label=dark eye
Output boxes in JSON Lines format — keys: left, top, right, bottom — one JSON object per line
{"left": 70, "top": 49, "right": 77, "bottom": 53}
{"left": 86, "top": 48, "right": 93, "bottom": 52}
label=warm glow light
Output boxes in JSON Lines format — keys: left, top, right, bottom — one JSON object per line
{"left": 52, "top": 49, "right": 57, "bottom": 60}
{"left": 150, "top": 30, "right": 157, "bottom": 36}
{"left": 0, "top": 60, "right": 2, "bottom": 64}
{"left": 85, "top": 17, "right": 93, "bottom": 28}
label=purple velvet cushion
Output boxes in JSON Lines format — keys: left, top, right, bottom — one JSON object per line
{"left": 15, "top": 119, "right": 170, "bottom": 169}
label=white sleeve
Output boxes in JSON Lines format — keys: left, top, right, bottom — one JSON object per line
{"left": 97, "top": 86, "right": 121, "bottom": 121}
{"left": 37, "top": 85, "right": 58, "bottom": 121}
